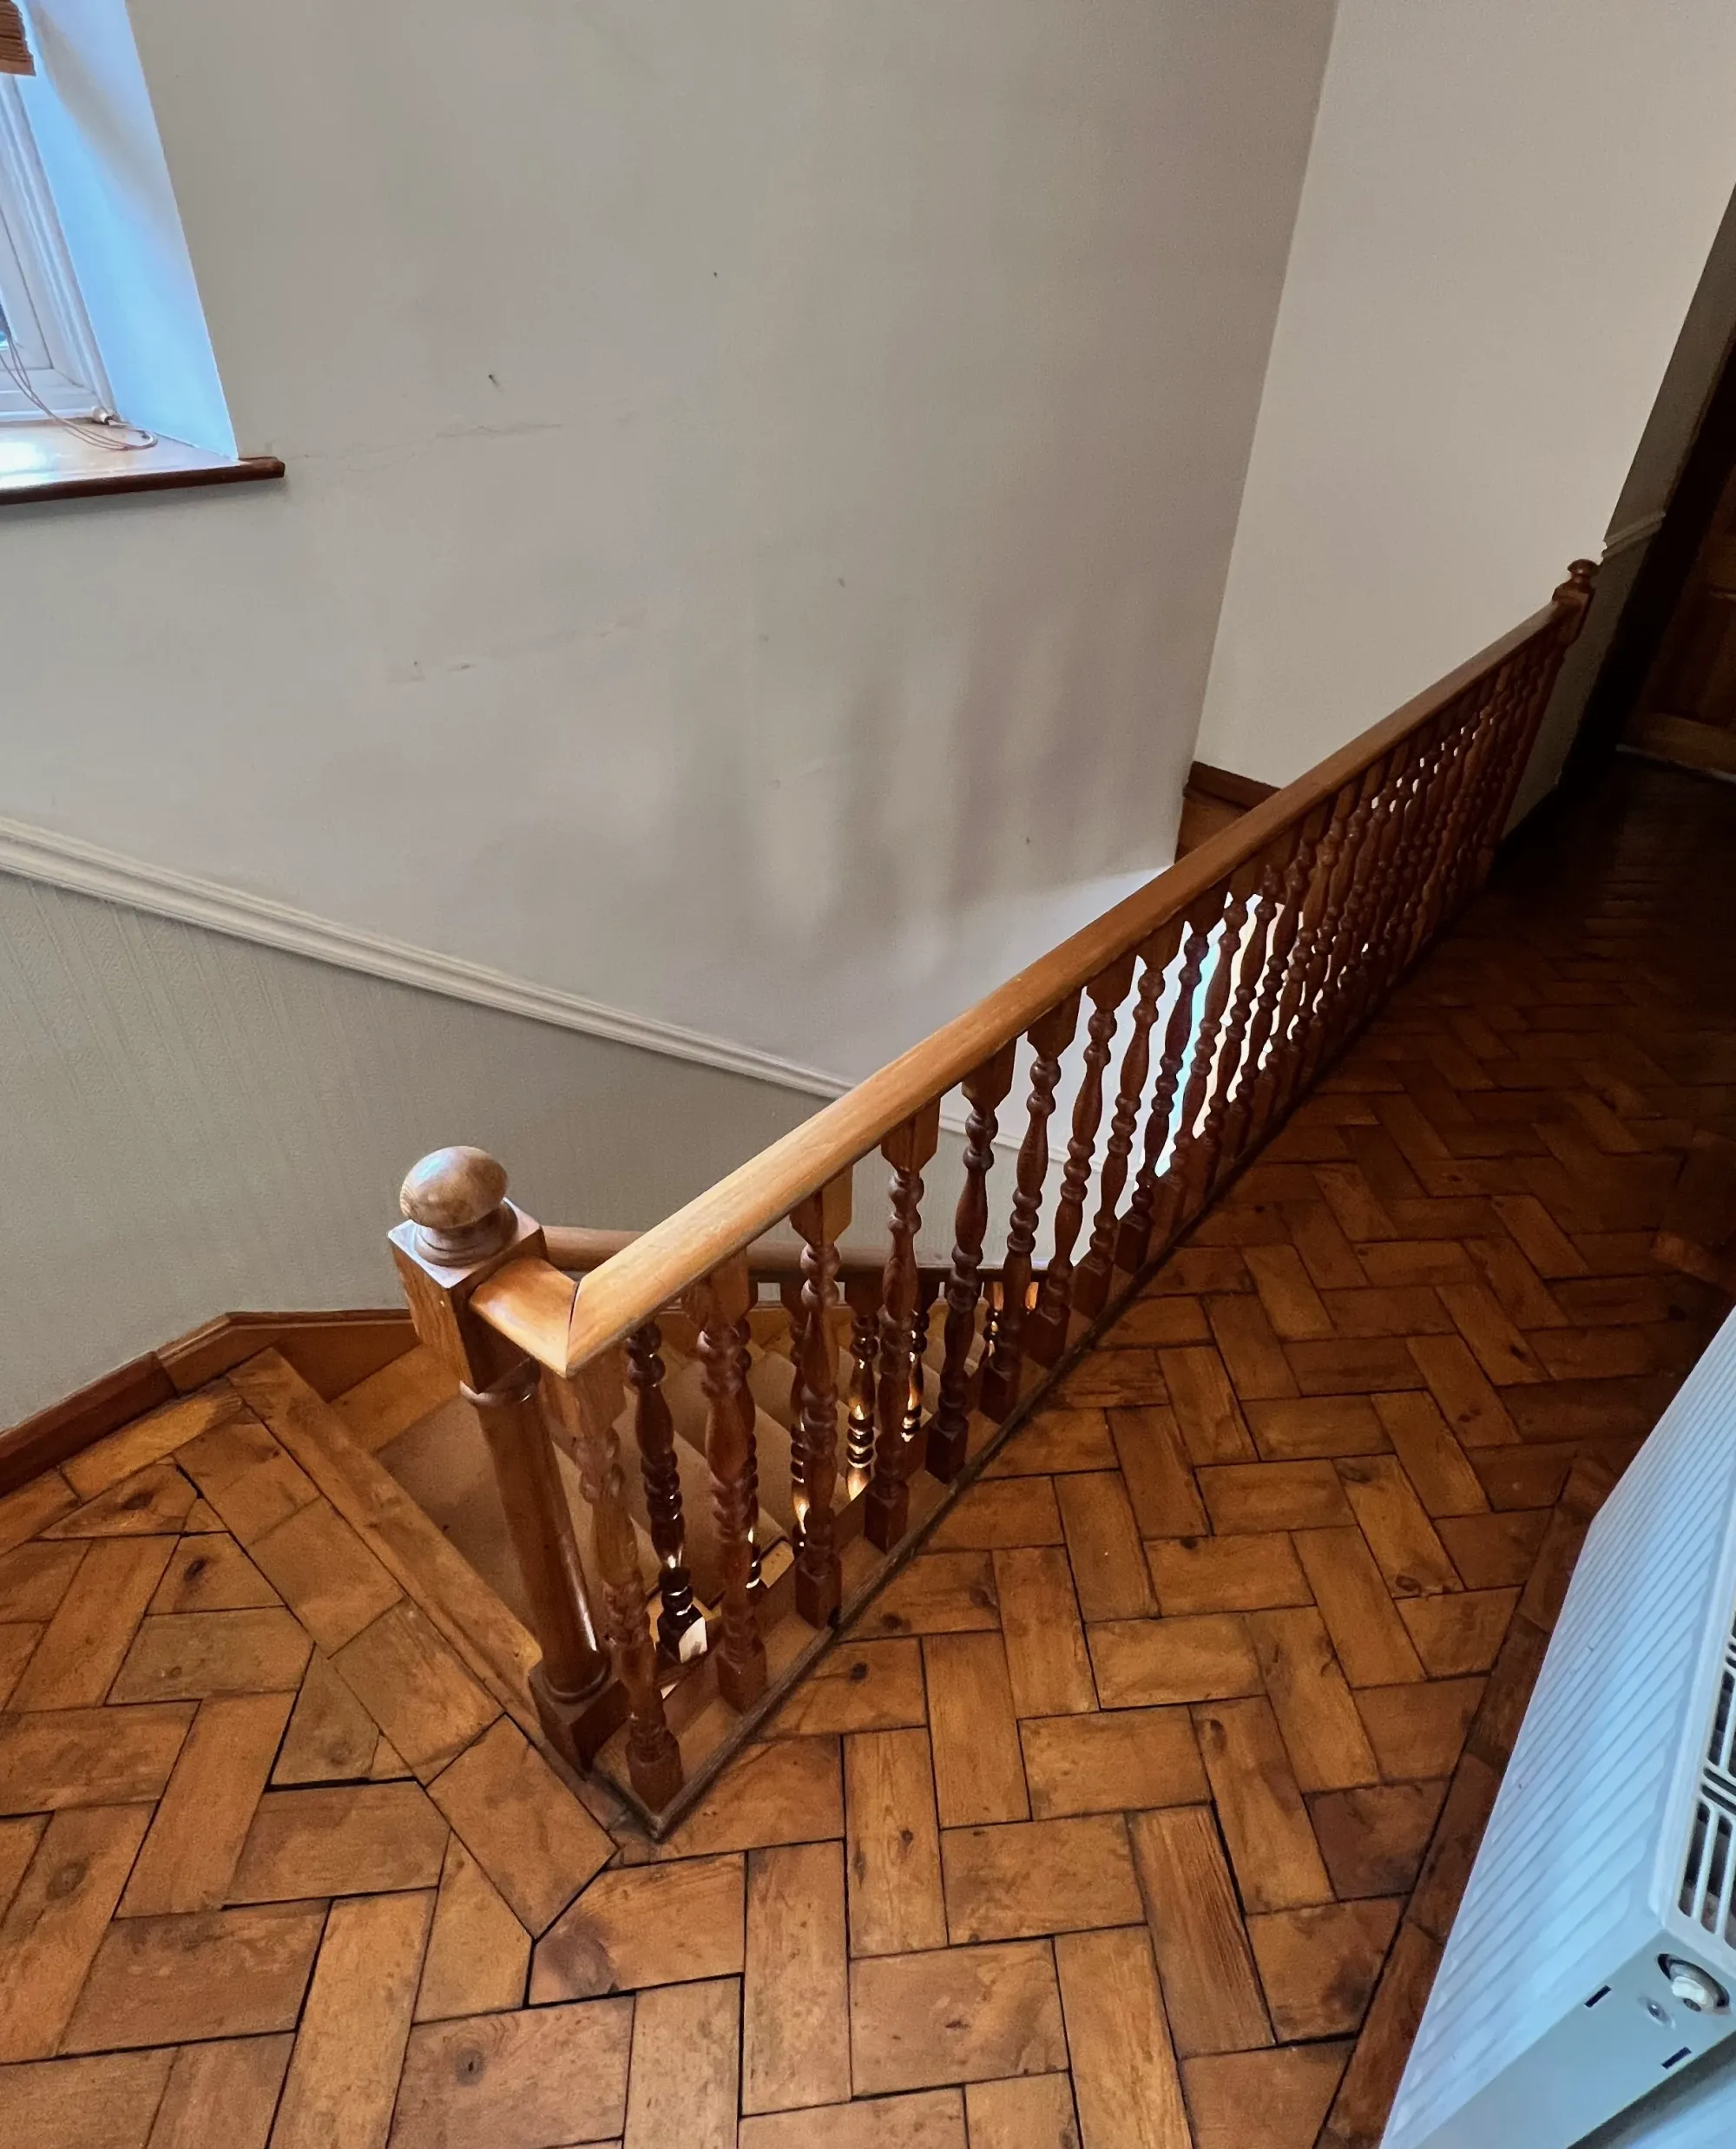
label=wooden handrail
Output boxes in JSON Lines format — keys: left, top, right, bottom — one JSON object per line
{"left": 542, "top": 1223, "right": 990, "bottom": 1283}
{"left": 471, "top": 580, "right": 1588, "bottom": 1379}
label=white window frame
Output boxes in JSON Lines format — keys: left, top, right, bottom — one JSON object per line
{"left": 0, "top": 76, "right": 110, "bottom": 421}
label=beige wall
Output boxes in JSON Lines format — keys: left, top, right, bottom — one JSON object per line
{"left": 1193, "top": 0, "right": 1736, "bottom": 792}
{"left": 3, "top": 0, "right": 1334, "bottom": 1085}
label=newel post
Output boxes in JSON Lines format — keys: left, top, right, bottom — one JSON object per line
{"left": 390, "top": 1147, "right": 611, "bottom": 1765}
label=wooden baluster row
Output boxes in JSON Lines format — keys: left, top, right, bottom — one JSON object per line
{"left": 1029, "top": 955, "right": 1135, "bottom": 1365}
{"left": 865, "top": 1101, "right": 942, "bottom": 1549}
{"left": 1075, "top": 926, "right": 1175, "bottom": 1319}
{"left": 1195, "top": 851, "right": 1285, "bottom": 1204}
{"left": 1226, "top": 818, "right": 1318, "bottom": 1163}
{"left": 929, "top": 1044, "right": 1016, "bottom": 1481}
{"left": 559, "top": 1354, "right": 683, "bottom": 1809}
{"left": 790, "top": 1173, "right": 850, "bottom": 1627}
{"left": 1117, "top": 897, "right": 1216, "bottom": 1274}
{"left": 978, "top": 995, "right": 1079, "bottom": 1418}
{"left": 1162, "top": 878, "right": 1244, "bottom": 1239}
{"left": 695, "top": 1253, "right": 766, "bottom": 1710}
{"left": 626, "top": 1320, "right": 701, "bottom": 1659}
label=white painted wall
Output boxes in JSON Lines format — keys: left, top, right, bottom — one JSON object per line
{"left": 2, "top": 0, "right": 1335, "bottom": 1085}
{"left": 1193, "top": 0, "right": 1736, "bottom": 791}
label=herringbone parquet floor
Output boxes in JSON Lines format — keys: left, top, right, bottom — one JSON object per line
{"left": 0, "top": 762, "right": 1732, "bottom": 2149}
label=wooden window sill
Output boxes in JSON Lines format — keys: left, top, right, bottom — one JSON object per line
{"left": 0, "top": 424, "right": 283, "bottom": 504}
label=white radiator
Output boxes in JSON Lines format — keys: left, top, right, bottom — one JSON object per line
{"left": 1384, "top": 1305, "right": 1736, "bottom": 2149}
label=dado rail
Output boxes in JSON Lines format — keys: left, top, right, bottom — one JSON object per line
{"left": 388, "top": 562, "right": 1595, "bottom": 1831}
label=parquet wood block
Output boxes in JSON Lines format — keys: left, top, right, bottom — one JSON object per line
{"left": 1292, "top": 1529, "right": 1425, "bottom": 1687}
{"left": 533, "top": 1851, "right": 743, "bottom": 1999}
{"left": 1055, "top": 1471, "right": 1154, "bottom": 1619}
{"left": 1160, "top": 1348, "right": 1257, "bottom": 1464}
{"left": 389, "top": 1996, "right": 633, "bottom": 2149}
{"left": 0, "top": 1703, "right": 193, "bottom": 1813}
{"left": 0, "top": 2050, "right": 174, "bottom": 2149}
{"left": 844, "top": 1728, "right": 946, "bottom": 1956}
{"left": 1109, "top": 1408, "right": 1209, "bottom": 1538}
{"left": 426, "top": 1717, "right": 611, "bottom": 1934}
{"left": 1193, "top": 1699, "right": 1332, "bottom": 1913}
{"left": 62, "top": 1902, "right": 326, "bottom": 2052}
{"left": 653, "top": 1737, "right": 842, "bottom": 1859}
{"left": 0, "top": 1541, "right": 84, "bottom": 1622}
{"left": 923, "top": 1634, "right": 1028, "bottom": 1826}
{"left": 850, "top": 1941, "right": 1067, "bottom": 2095}
{"left": 1245, "top": 1397, "right": 1389, "bottom": 1461}
{"left": 1147, "top": 1533, "right": 1310, "bottom": 1616}
{"left": 983, "top": 1409, "right": 1116, "bottom": 1475}
{"left": 1055, "top": 1924, "right": 1191, "bottom": 2149}
{"left": 1198, "top": 1461, "right": 1353, "bottom": 1535}
{"left": 767, "top": 1639, "right": 927, "bottom": 1737}
{"left": 274, "top": 1651, "right": 384, "bottom": 1784}
{"left": 940, "top": 1815, "right": 1141, "bottom": 1942}
{"left": 175, "top": 1413, "right": 319, "bottom": 1545}
{"left": 1244, "top": 1244, "right": 1336, "bottom": 1338}
{"left": 1055, "top": 1350, "right": 1171, "bottom": 1407}
{"left": 1308, "top": 1782, "right": 1448, "bottom": 1901}
{"left": 332, "top": 1601, "right": 496, "bottom": 1783}
{"left": 1356, "top": 1678, "right": 1485, "bottom": 1781}
{"left": 121, "top": 1691, "right": 294, "bottom": 1915}
{"left": 273, "top": 1889, "right": 432, "bottom": 2149}
{"left": 1397, "top": 1588, "right": 1519, "bottom": 1678}
{"left": 740, "top": 2089, "right": 966, "bottom": 2146}
{"left": 1021, "top": 1706, "right": 1207, "bottom": 1818}
{"left": 1088, "top": 1615, "right": 1261, "bottom": 1709}
{"left": 1206, "top": 1297, "right": 1299, "bottom": 1401}
{"left": 0, "top": 1804, "right": 152, "bottom": 2060}
{"left": 1435, "top": 1508, "right": 1547, "bottom": 1588}
{"left": 228, "top": 1781, "right": 448, "bottom": 1903}
{"left": 743, "top": 1841, "right": 851, "bottom": 2112}
{"left": 108, "top": 1607, "right": 312, "bottom": 1704}
{"left": 1246, "top": 1608, "right": 1380, "bottom": 1792}
{"left": 1107, "top": 1298, "right": 1213, "bottom": 1345}
{"left": 963, "top": 2073, "right": 1081, "bottom": 2148}
{"left": 1181, "top": 2043, "right": 1351, "bottom": 2149}
{"left": 625, "top": 1975, "right": 740, "bottom": 2149}
{"left": 62, "top": 1390, "right": 245, "bottom": 1502}
{"left": 147, "top": 2034, "right": 293, "bottom": 2148}
{"left": 41, "top": 1462, "right": 197, "bottom": 1539}
{"left": 859, "top": 1551, "right": 1000, "bottom": 1636}
{"left": 418, "top": 1837, "right": 530, "bottom": 2018}
{"left": 995, "top": 1548, "right": 1095, "bottom": 1717}
{"left": 1246, "top": 1899, "right": 1402, "bottom": 2040}
{"left": 247, "top": 1495, "right": 402, "bottom": 1653}
{"left": 929, "top": 1477, "right": 1063, "bottom": 1550}
{"left": 10, "top": 1536, "right": 175, "bottom": 1710}
{"left": 1334, "top": 1458, "right": 1462, "bottom": 1598}
{"left": 149, "top": 1533, "right": 280, "bottom": 1614}
{"left": 1129, "top": 1804, "right": 1272, "bottom": 2057}
{"left": 0, "top": 1475, "right": 76, "bottom": 1555}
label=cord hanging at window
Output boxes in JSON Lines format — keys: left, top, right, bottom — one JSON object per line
{"left": 0, "top": 3, "right": 34, "bottom": 77}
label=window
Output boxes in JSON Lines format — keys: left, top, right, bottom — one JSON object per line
{"left": 0, "top": 77, "right": 109, "bottom": 424}
{"left": 0, "top": 0, "right": 279, "bottom": 499}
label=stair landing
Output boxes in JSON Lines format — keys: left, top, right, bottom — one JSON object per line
{"left": 0, "top": 760, "right": 1733, "bottom": 2148}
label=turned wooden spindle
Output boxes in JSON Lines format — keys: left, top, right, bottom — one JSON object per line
{"left": 790, "top": 1173, "right": 851, "bottom": 1627}
{"left": 927, "top": 1042, "right": 1016, "bottom": 1482}
{"left": 1075, "top": 928, "right": 1174, "bottom": 1321}
{"left": 905, "top": 1273, "right": 941, "bottom": 1436}
{"left": 779, "top": 1272, "right": 808, "bottom": 1449}
{"left": 1231, "top": 818, "right": 1320, "bottom": 1157}
{"left": 695, "top": 1254, "right": 766, "bottom": 1709}
{"left": 1299, "top": 758, "right": 1389, "bottom": 1085}
{"left": 865, "top": 1101, "right": 942, "bottom": 1550}
{"left": 1028, "top": 954, "right": 1135, "bottom": 1365}
{"left": 733, "top": 1310, "right": 764, "bottom": 1597}
{"left": 556, "top": 1351, "right": 682, "bottom": 1809}
{"left": 1116, "top": 897, "right": 1215, "bottom": 1274}
{"left": 1193, "top": 857, "right": 1283, "bottom": 1202}
{"left": 391, "top": 1148, "right": 609, "bottom": 1764}
{"left": 978, "top": 994, "right": 1080, "bottom": 1420}
{"left": 626, "top": 1320, "right": 700, "bottom": 1659}
{"left": 1161, "top": 881, "right": 1243, "bottom": 1233}
{"left": 843, "top": 1276, "right": 880, "bottom": 1493}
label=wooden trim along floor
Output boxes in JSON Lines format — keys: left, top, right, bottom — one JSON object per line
{"left": 0, "top": 759, "right": 1730, "bottom": 2147}
{"left": 0, "top": 1312, "right": 414, "bottom": 1500}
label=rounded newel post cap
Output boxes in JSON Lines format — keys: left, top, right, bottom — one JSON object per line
{"left": 1557, "top": 559, "right": 1597, "bottom": 602}
{"left": 400, "top": 1147, "right": 513, "bottom": 1265}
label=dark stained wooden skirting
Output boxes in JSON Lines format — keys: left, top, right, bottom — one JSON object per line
{"left": 0, "top": 453, "right": 284, "bottom": 509}
{"left": 0, "top": 1307, "right": 413, "bottom": 1495}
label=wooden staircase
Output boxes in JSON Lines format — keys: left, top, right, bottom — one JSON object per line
{"left": 373, "top": 565, "right": 1600, "bottom": 1832}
